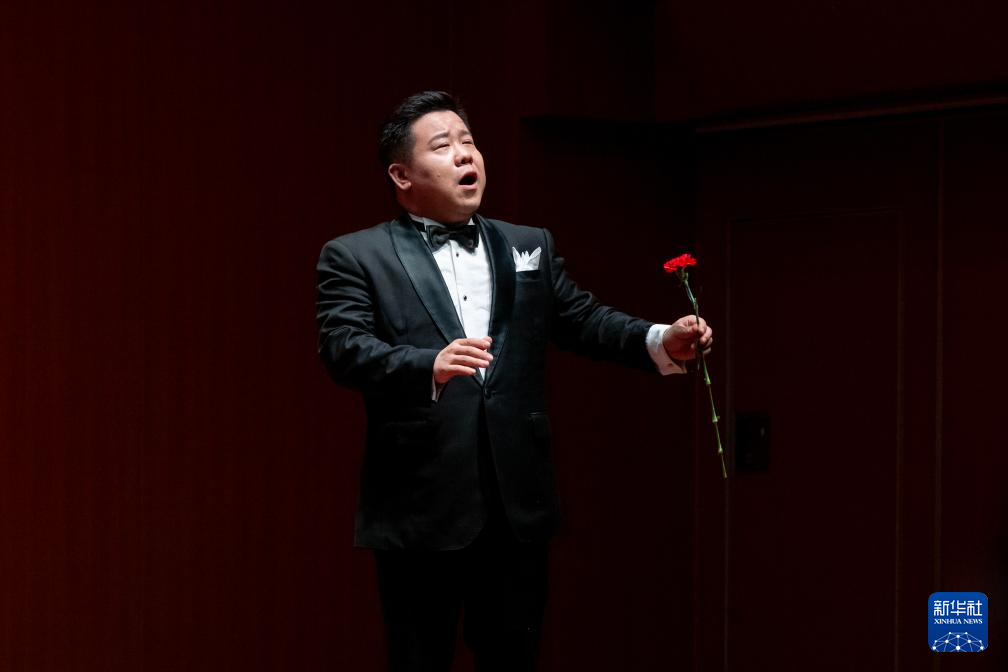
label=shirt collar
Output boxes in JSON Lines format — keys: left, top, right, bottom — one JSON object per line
{"left": 407, "top": 213, "right": 474, "bottom": 232}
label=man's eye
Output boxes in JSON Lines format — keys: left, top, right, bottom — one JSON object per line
{"left": 434, "top": 144, "right": 449, "bottom": 150}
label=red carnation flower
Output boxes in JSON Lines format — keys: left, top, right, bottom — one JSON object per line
{"left": 661, "top": 252, "right": 726, "bottom": 480}
{"left": 663, "top": 254, "right": 698, "bottom": 274}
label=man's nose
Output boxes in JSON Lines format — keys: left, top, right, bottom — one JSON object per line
{"left": 455, "top": 143, "right": 473, "bottom": 164}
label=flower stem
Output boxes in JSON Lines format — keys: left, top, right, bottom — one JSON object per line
{"left": 683, "top": 275, "right": 727, "bottom": 480}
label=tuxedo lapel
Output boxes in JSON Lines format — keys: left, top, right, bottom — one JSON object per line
{"left": 477, "top": 215, "right": 515, "bottom": 386}
{"left": 390, "top": 214, "right": 467, "bottom": 346}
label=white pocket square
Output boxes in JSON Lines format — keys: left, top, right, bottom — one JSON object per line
{"left": 512, "top": 246, "right": 542, "bottom": 272}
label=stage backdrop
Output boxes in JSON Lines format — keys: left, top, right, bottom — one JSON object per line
{"left": 0, "top": 1, "right": 690, "bottom": 670}
{"left": 3, "top": 0, "right": 1007, "bottom": 670}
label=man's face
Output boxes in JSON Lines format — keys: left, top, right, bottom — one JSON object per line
{"left": 390, "top": 110, "right": 486, "bottom": 224}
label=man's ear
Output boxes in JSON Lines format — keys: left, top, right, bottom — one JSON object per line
{"left": 388, "top": 163, "right": 410, "bottom": 192}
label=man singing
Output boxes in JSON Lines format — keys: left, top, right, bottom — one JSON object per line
{"left": 316, "top": 91, "right": 712, "bottom": 672}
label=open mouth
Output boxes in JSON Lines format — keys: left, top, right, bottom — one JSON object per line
{"left": 458, "top": 172, "right": 478, "bottom": 187}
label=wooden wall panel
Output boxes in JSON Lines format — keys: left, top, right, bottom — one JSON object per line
{"left": 940, "top": 113, "right": 1008, "bottom": 670}
{"left": 695, "top": 118, "right": 945, "bottom": 671}
{"left": 728, "top": 210, "right": 901, "bottom": 670}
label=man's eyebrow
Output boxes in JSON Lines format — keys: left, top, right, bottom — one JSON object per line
{"left": 427, "top": 129, "right": 472, "bottom": 145}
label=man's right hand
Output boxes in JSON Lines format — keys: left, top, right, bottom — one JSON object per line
{"left": 433, "top": 337, "right": 493, "bottom": 384}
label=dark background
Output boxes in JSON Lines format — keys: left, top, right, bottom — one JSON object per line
{"left": 2, "top": 0, "right": 1006, "bottom": 670}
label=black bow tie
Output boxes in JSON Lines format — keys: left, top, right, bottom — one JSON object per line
{"left": 424, "top": 223, "right": 479, "bottom": 253}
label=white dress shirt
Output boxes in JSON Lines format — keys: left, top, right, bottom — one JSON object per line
{"left": 411, "top": 215, "right": 493, "bottom": 349}
{"left": 409, "top": 214, "right": 685, "bottom": 399}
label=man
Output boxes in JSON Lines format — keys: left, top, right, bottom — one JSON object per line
{"left": 316, "top": 91, "right": 712, "bottom": 672}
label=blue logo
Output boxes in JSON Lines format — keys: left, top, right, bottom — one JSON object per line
{"left": 929, "top": 592, "right": 987, "bottom": 652}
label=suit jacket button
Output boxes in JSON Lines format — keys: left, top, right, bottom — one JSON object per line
{"left": 484, "top": 388, "right": 493, "bottom": 399}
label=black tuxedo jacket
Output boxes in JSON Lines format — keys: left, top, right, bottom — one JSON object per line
{"left": 316, "top": 213, "right": 657, "bottom": 550}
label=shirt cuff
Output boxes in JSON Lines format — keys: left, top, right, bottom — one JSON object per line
{"left": 432, "top": 376, "right": 444, "bottom": 402}
{"left": 646, "top": 323, "right": 687, "bottom": 375}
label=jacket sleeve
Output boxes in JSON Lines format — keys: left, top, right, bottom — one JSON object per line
{"left": 544, "top": 228, "right": 657, "bottom": 373}
{"left": 316, "top": 238, "right": 439, "bottom": 401}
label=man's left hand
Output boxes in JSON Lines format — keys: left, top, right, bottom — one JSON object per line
{"left": 662, "top": 315, "right": 713, "bottom": 362}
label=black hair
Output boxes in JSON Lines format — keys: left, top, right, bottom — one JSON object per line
{"left": 378, "top": 91, "right": 471, "bottom": 170}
